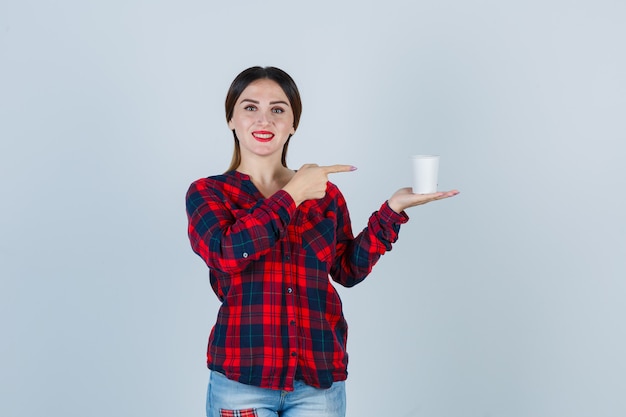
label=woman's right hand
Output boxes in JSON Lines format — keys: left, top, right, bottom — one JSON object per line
{"left": 282, "top": 164, "right": 356, "bottom": 207}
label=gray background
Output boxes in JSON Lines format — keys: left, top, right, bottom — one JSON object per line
{"left": 1, "top": 1, "right": 625, "bottom": 416}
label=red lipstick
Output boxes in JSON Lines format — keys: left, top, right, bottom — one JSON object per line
{"left": 252, "top": 131, "right": 274, "bottom": 142}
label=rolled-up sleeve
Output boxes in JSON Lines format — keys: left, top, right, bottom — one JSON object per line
{"left": 331, "top": 195, "right": 409, "bottom": 287}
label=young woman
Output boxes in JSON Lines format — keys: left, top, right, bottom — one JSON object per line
{"left": 186, "top": 66, "right": 459, "bottom": 417}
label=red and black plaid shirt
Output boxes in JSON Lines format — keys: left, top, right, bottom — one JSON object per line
{"left": 186, "top": 171, "right": 408, "bottom": 391}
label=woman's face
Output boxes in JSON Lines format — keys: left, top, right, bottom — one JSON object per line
{"left": 228, "top": 78, "right": 296, "bottom": 163}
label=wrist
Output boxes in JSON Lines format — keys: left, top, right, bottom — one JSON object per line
{"left": 282, "top": 185, "right": 303, "bottom": 207}
{"left": 387, "top": 198, "right": 403, "bottom": 214}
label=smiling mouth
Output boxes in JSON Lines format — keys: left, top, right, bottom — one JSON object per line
{"left": 252, "top": 131, "right": 274, "bottom": 142}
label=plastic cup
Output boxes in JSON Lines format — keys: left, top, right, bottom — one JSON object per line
{"left": 411, "top": 155, "right": 439, "bottom": 194}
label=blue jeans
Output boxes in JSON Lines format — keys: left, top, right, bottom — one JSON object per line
{"left": 206, "top": 371, "right": 346, "bottom": 417}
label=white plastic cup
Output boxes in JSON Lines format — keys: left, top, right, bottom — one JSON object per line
{"left": 411, "top": 155, "right": 439, "bottom": 194}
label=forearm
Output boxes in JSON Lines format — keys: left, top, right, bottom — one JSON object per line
{"left": 188, "top": 190, "right": 296, "bottom": 273}
{"left": 331, "top": 202, "right": 408, "bottom": 287}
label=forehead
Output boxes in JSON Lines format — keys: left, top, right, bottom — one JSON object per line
{"left": 239, "top": 79, "right": 290, "bottom": 102}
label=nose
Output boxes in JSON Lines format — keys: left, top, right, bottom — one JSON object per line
{"left": 257, "top": 110, "right": 272, "bottom": 124}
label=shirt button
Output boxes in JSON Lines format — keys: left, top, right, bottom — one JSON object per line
{"left": 242, "top": 252, "right": 248, "bottom": 258}
{"left": 291, "top": 351, "right": 297, "bottom": 357}
{"left": 287, "top": 287, "right": 293, "bottom": 294}
{"left": 290, "top": 320, "right": 296, "bottom": 326}
{"left": 285, "top": 255, "right": 291, "bottom": 261}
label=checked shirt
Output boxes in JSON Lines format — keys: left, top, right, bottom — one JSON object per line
{"left": 186, "top": 170, "right": 408, "bottom": 391}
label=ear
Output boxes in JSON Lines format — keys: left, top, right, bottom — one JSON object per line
{"left": 290, "top": 125, "right": 296, "bottom": 135}
{"left": 228, "top": 119, "right": 234, "bottom": 130}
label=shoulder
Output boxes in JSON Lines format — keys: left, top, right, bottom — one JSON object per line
{"left": 321, "top": 181, "right": 348, "bottom": 212}
{"left": 187, "top": 171, "right": 240, "bottom": 193}
{"left": 326, "top": 180, "right": 346, "bottom": 201}
{"left": 186, "top": 172, "right": 244, "bottom": 208}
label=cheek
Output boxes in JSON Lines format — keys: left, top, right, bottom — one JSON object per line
{"left": 229, "top": 114, "right": 251, "bottom": 129}
{"left": 282, "top": 116, "right": 295, "bottom": 132}
{"left": 281, "top": 123, "right": 295, "bottom": 135}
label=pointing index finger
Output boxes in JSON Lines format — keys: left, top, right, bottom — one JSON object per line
{"left": 321, "top": 164, "right": 357, "bottom": 174}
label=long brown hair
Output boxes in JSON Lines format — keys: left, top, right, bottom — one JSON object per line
{"left": 224, "top": 66, "right": 302, "bottom": 172}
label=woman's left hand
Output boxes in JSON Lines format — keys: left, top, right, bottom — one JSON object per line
{"left": 387, "top": 187, "right": 460, "bottom": 213}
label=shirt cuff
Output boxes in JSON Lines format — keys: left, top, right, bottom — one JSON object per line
{"left": 381, "top": 201, "right": 410, "bottom": 224}
{"left": 267, "top": 189, "right": 297, "bottom": 220}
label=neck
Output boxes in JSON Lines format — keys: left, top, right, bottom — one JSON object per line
{"left": 237, "top": 156, "right": 292, "bottom": 187}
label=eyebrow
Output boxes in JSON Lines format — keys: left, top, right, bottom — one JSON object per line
{"left": 240, "top": 98, "right": 290, "bottom": 106}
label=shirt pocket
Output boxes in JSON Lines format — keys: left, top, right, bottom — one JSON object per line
{"left": 301, "top": 207, "right": 337, "bottom": 265}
